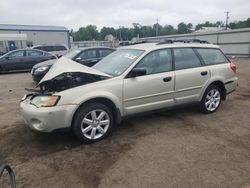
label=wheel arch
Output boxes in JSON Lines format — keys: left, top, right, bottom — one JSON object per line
{"left": 71, "top": 97, "right": 122, "bottom": 129}
{"left": 202, "top": 80, "right": 226, "bottom": 101}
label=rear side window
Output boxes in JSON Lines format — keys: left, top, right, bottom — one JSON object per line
{"left": 173, "top": 48, "right": 201, "bottom": 70}
{"left": 99, "top": 49, "right": 113, "bottom": 57}
{"left": 33, "top": 46, "right": 42, "bottom": 50}
{"left": 26, "top": 50, "right": 43, "bottom": 57}
{"left": 43, "top": 46, "right": 55, "bottom": 52}
{"left": 55, "top": 45, "right": 67, "bottom": 51}
{"left": 79, "top": 49, "right": 97, "bottom": 59}
{"left": 196, "top": 48, "right": 228, "bottom": 65}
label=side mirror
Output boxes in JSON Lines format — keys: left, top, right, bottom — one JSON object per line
{"left": 75, "top": 57, "right": 81, "bottom": 61}
{"left": 130, "top": 68, "right": 146, "bottom": 77}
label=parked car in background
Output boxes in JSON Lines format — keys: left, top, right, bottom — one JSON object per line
{"left": 20, "top": 40, "right": 238, "bottom": 143}
{"left": 31, "top": 47, "right": 115, "bottom": 83}
{"left": 0, "top": 49, "right": 55, "bottom": 73}
{"left": 31, "top": 44, "right": 69, "bottom": 57}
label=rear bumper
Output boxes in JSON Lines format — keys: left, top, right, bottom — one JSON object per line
{"left": 225, "top": 77, "right": 238, "bottom": 94}
{"left": 20, "top": 100, "right": 78, "bottom": 132}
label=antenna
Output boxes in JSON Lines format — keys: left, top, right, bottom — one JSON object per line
{"left": 225, "top": 11, "right": 230, "bottom": 30}
{"left": 156, "top": 19, "right": 159, "bottom": 36}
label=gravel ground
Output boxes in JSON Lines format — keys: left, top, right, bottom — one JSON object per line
{"left": 0, "top": 58, "right": 250, "bottom": 188}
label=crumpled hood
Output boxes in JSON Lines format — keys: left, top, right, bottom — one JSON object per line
{"left": 38, "top": 57, "right": 112, "bottom": 86}
{"left": 33, "top": 59, "right": 57, "bottom": 69}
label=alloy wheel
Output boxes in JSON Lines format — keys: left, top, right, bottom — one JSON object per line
{"left": 205, "top": 89, "right": 221, "bottom": 111}
{"left": 81, "top": 109, "right": 110, "bottom": 140}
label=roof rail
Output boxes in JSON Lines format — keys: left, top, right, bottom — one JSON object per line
{"left": 119, "top": 40, "right": 149, "bottom": 46}
{"left": 156, "top": 39, "right": 210, "bottom": 45}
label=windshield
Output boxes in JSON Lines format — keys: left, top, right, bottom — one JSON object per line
{"left": 93, "top": 49, "right": 144, "bottom": 76}
{"left": 64, "top": 49, "right": 81, "bottom": 59}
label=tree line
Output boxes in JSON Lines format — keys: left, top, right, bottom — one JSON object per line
{"left": 72, "top": 17, "right": 250, "bottom": 41}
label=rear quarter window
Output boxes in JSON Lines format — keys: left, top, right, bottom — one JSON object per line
{"left": 196, "top": 48, "right": 228, "bottom": 65}
{"left": 99, "top": 49, "right": 114, "bottom": 57}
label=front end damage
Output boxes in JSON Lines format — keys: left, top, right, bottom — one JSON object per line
{"left": 20, "top": 57, "right": 112, "bottom": 132}
{"left": 31, "top": 71, "right": 108, "bottom": 94}
{"left": 22, "top": 56, "right": 112, "bottom": 99}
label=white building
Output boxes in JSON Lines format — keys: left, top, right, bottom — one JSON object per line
{"left": 0, "top": 24, "right": 70, "bottom": 54}
{"left": 194, "top": 27, "right": 228, "bottom": 33}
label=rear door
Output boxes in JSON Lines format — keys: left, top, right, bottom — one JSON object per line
{"left": 123, "top": 48, "right": 175, "bottom": 115}
{"left": 25, "top": 50, "right": 51, "bottom": 69}
{"left": 173, "top": 47, "right": 210, "bottom": 103}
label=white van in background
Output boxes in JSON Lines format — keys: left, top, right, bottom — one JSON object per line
{"left": 31, "top": 44, "right": 69, "bottom": 57}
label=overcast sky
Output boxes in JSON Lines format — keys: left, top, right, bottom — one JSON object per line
{"left": 1, "top": 0, "right": 249, "bottom": 30}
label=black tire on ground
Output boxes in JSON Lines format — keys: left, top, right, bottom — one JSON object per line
{"left": 72, "top": 102, "right": 114, "bottom": 143}
{"left": 200, "top": 85, "right": 222, "bottom": 114}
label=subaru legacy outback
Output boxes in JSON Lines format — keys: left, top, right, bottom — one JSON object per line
{"left": 20, "top": 40, "right": 238, "bottom": 143}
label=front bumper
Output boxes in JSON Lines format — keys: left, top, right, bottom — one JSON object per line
{"left": 20, "top": 99, "right": 78, "bottom": 132}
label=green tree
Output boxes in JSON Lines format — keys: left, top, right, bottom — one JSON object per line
{"left": 100, "top": 27, "right": 116, "bottom": 40}
{"left": 229, "top": 18, "right": 250, "bottom": 29}
{"left": 72, "top": 17, "right": 250, "bottom": 42}
{"left": 73, "top": 25, "right": 100, "bottom": 41}
{"left": 177, "top": 22, "right": 192, "bottom": 34}
{"left": 160, "top": 25, "right": 177, "bottom": 35}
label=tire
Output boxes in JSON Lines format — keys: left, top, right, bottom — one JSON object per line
{"left": 200, "top": 85, "right": 222, "bottom": 113}
{"left": 72, "top": 102, "right": 114, "bottom": 143}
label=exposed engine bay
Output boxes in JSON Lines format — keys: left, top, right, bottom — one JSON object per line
{"left": 26, "top": 72, "right": 108, "bottom": 94}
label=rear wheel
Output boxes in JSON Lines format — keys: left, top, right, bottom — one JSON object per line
{"left": 200, "top": 85, "right": 222, "bottom": 113}
{"left": 72, "top": 103, "right": 114, "bottom": 143}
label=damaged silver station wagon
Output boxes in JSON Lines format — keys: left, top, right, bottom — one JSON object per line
{"left": 20, "top": 40, "right": 238, "bottom": 143}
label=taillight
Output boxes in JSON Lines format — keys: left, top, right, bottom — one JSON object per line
{"left": 230, "top": 63, "right": 237, "bottom": 73}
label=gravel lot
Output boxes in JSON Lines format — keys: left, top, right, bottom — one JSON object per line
{"left": 0, "top": 58, "right": 250, "bottom": 188}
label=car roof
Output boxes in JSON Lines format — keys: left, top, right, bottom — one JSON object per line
{"left": 32, "top": 44, "right": 67, "bottom": 47}
{"left": 120, "top": 42, "right": 220, "bottom": 52}
{"left": 6, "top": 48, "right": 47, "bottom": 53}
{"left": 76, "top": 46, "right": 115, "bottom": 51}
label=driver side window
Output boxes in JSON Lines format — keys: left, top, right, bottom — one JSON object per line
{"left": 135, "top": 48, "right": 172, "bottom": 75}
{"left": 8, "top": 50, "right": 25, "bottom": 58}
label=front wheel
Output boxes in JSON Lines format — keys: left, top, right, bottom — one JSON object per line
{"left": 72, "top": 103, "right": 114, "bottom": 143}
{"left": 200, "top": 85, "right": 222, "bottom": 113}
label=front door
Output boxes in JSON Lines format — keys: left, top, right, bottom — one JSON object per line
{"left": 123, "top": 48, "right": 175, "bottom": 115}
{"left": 3, "top": 50, "right": 26, "bottom": 71}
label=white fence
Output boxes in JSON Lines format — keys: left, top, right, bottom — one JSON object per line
{"left": 138, "top": 28, "right": 250, "bottom": 56}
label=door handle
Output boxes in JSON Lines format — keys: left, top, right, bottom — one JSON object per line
{"left": 163, "top": 77, "right": 172, "bottom": 82}
{"left": 201, "top": 71, "right": 208, "bottom": 76}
